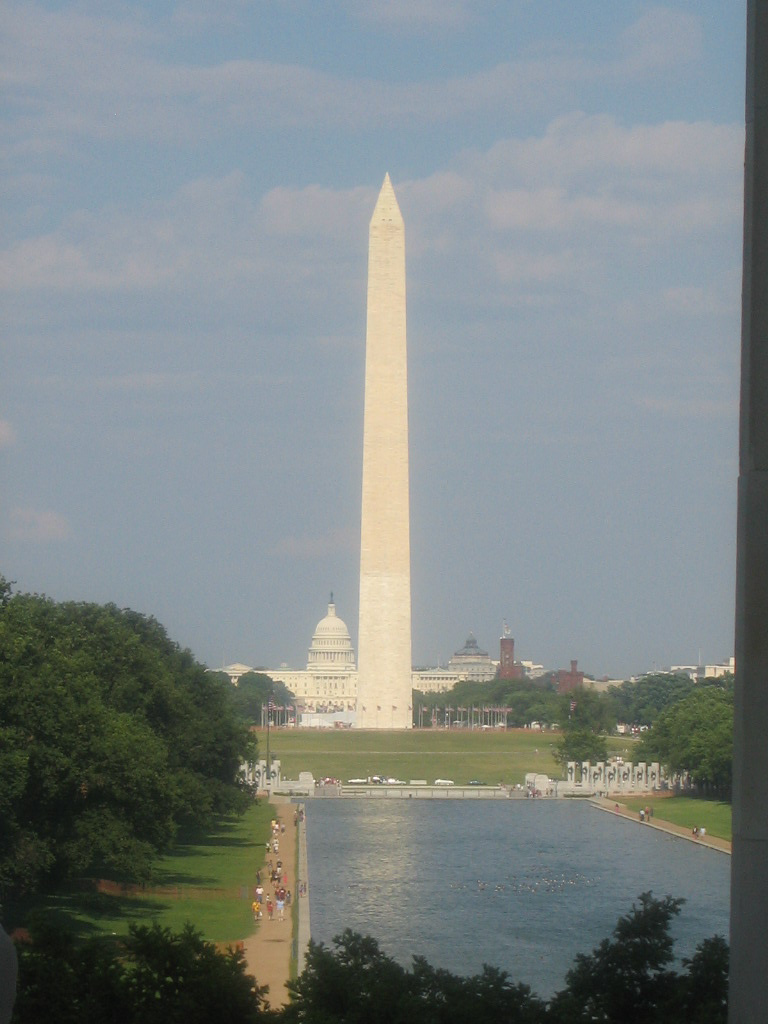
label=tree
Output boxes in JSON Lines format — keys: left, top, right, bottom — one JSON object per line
{"left": 549, "top": 893, "right": 687, "bottom": 1024}
{"left": 0, "top": 584, "right": 254, "bottom": 897}
{"left": 555, "top": 726, "right": 608, "bottom": 770}
{"left": 283, "top": 929, "right": 545, "bottom": 1024}
{"left": 637, "top": 687, "right": 733, "bottom": 796}
{"left": 604, "top": 674, "right": 695, "bottom": 729}
{"left": 554, "top": 689, "right": 610, "bottom": 770}
{"left": 233, "top": 673, "right": 293, "bottom": 727}
{"left": 11, "top": 899, "right": 729, "bottom": 1024}
{"left": 12, "top": 920, "right": 271, "bottom": 1024}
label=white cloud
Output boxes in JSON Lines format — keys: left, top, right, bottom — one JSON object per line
{"left": 2, "top": 3, "right": 709, "bottom": 158}
{"left": 0, "top": 113, "right": 742, "bottom": 378}
{"left": 7, "top": 507, "right": 70, "bottom": 542}
{"left": 617, "top": 7, "right": 703, "bottom": 76}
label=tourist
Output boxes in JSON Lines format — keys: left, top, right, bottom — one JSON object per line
{"left": 267, "top": 898, "right": 274, "bottom": 921}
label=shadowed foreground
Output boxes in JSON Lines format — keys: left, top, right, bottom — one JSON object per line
{"left": 9, "top": 892, "right": 727, "bottom": 1023}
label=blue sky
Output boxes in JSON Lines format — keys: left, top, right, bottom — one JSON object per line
{"left": 2, "top": 2, "right": 746, "bottom": 679}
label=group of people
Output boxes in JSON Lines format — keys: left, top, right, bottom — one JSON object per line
{"left": 251, "top": 817, "right": 293, "bottom": 923}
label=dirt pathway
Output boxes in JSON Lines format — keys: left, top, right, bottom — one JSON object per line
{"left": 242, "top": 798, "right": 298, "bottom": 1009}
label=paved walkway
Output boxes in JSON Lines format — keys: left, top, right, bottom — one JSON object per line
{"left": 591, "top": 797, "right": 731, "bottom": 854}
{"left": 242, "top": 798, "right": 307, "bottom": 1010}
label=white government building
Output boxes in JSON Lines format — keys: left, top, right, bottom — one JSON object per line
{"left": 219, "top": 597, "right": 500, "bottom": 725}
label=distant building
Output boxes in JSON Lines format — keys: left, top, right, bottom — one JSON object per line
{"left": 217, "top": 662, "right": 259, "bottom": 685}
{"left": 669, "top": 657, "right": 735, "bottom": 682}
{"left": 557, "top": 659, "right": 584, "bottom": 694}
{"left": 702, "top": 656, "right": 735, "bottom": 679}
{"left": 499, "top": 630, "right": 524, "bottom": 680}
{"left": 520, "top": 660, "right": 546, "bottom": 678}
{"left": 447, "top": 633, "right": 498, "bottom": 682}
{"left": 268, "top": 597, "right": 358, "bottom": 717}
{"left": 411, "top": 666, "right": 460, "bottom": 693}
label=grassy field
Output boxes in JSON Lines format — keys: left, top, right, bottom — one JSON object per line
{"left": 621, "top": 795, "right": 732, "bottom": 841}
{"left": 261, "top": 727, "right": 635, "bottom": 786}
{"left": 8, "top": 803, "right": 273, "bottom": 943}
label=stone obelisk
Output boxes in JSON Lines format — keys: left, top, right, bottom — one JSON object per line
{"left": 356, "top": 174, "right": 412, "bottom": 729}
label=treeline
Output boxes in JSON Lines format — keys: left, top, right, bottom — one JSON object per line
{"left": 0, "top": 579, "right": 254, "bottom": 899}
{"left": 416, "top": 671, "right": 731, "bottom": 732}
{"left": 9, "top": 893, "right": 728, "bottom": 1023}
{"left": 415, "top": 672, "right": 734, "bottom": 796}
{"left": 211, "top": 671, "right": 294, "bottom": 727}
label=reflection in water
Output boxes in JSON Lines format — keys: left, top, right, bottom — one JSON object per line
{"left": 306, "top": 799, "right": 729, "bottom": 998}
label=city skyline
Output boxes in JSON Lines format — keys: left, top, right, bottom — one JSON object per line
{"left": 2, "top": 3, "right": 745, "bottom": 679}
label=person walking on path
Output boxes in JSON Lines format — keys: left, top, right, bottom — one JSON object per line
{"left": 242, "top": 800, "right": 301, "bottom": 1008}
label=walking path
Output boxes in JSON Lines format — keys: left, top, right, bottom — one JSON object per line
{"left": 591, "top": 796, "right": 731, "bottom": 854}
{"left": 242, "top": 797, "right": 309, "bottom": 1009}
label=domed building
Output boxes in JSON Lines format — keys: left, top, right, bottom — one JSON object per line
{"left": 265, "top": 596, "right": 358, "bottom": 723}
{"left": 224, "top": 599, "right": 491, "bottom": 727}
{"left": 307, "top": 597, "right": 356, "bottom": 673}
{"left": 447, "top": 632, "right": 497, "bottom": 682}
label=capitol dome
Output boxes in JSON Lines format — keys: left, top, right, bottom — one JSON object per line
{"left": 307, "top": 595, "right": 356, "bottom": 670}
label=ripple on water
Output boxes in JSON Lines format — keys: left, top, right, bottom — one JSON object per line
{"left": 306, "top": 798, "right": 729, "bottom": 998}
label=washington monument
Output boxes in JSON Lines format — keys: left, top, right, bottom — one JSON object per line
{"left": 356, "top": 174, "right": 413, "bottom": 729}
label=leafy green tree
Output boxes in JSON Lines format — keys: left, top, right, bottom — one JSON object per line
{"left": 11, "top": 898, "right": 728, "bottom": 1024}
{"left": 558, "top": 689, "right": 615, "bottom": 734}
{"left": 0, "top": 582, "right": 254, "bottom": 896}
{"left": 554, "top": 689, "right": 610, "bottom": 770}
{"left": 555, "top": 726, "right": 608, "bottom": 770}
{"left": 233, "top": 673, "right": 293, "bottom": 726}
{"left": 549, "top": 893, "right": 691, "bottom": 1024}
{"left": 283, "top": 929, "right": 545, "bottom": 1024}
{"left": 637, "top": 687, "right": 733, "bottom": 796}
{"left": 12, "top": 920, "right": 270, "bottom": 1024}
{"left": 604, "top": 673, "right": 695, "bottom": 728}
{"left": 676, "top": 935, "right": 729, "bottom": 1023}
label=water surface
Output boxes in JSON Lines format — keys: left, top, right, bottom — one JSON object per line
{"left": 306, "top": 799, "right": 729, "bottom": 997}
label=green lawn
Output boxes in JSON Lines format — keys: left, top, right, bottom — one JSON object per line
{"left": 621, "top": 795, "right": 732, "bottom": 841}
{"left": 264, "top": 727, "right": 560, "bottom": 784}
{"left": 261, "top": 726, "right": 634, "bottom": 786}
{"left": 8, "top": 803, "right": 273, "bottom": 944}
